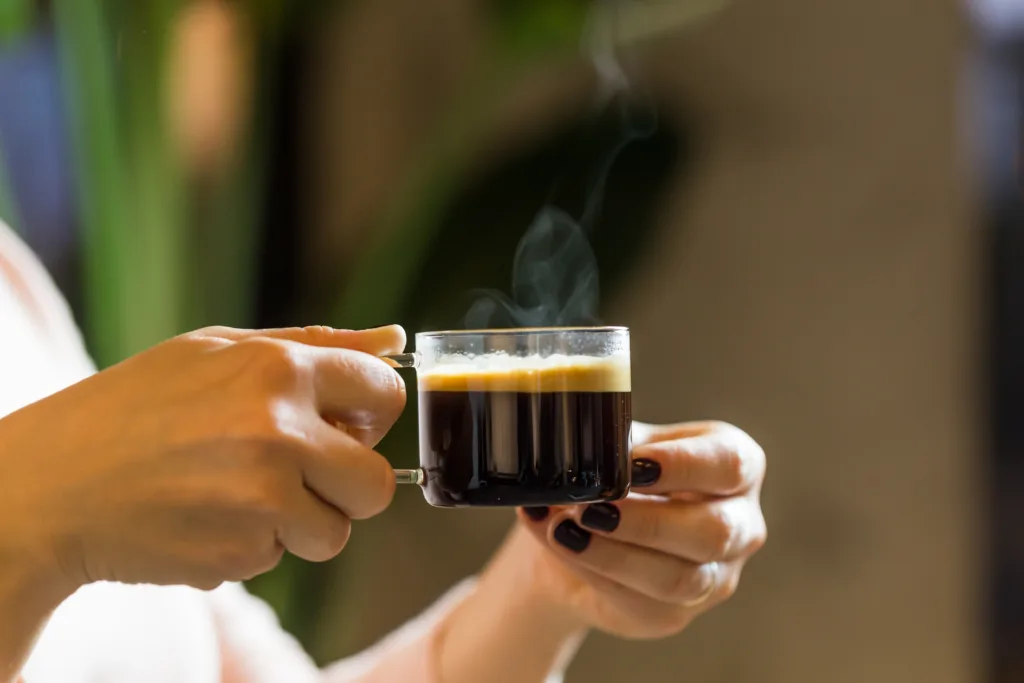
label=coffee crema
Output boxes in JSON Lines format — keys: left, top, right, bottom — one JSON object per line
{"left": 417, "top": 356, "right": 632, "bottom": 507}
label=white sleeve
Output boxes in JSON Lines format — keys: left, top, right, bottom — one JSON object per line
{"left": 0, "top": 220, "right": 95, "bottom": 379}
{"left": 207, "top": 580, "right": 480, "bottom": 683}
{"left": 205, "top": 583, "right": 321, "bottom": 683}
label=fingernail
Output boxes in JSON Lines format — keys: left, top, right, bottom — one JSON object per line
{"left": 554, "top": 520, "right": 591, "bottom": 553}
{"left": 581, "top": 503, "right": 621, "bottom": 532}
{"left": 632, "top": 458, "right": 662, "bottom": 487}
{"left": 523, "top": 506, "right": 550, "bottom": 522}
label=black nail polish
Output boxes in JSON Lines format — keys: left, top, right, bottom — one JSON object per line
{"left": 632, "top": 458, "right": 662, "bottom": 487}
{"left": 581, "top": 503, "right": 621, "bottom": 532}
{"left": 554, "top": 520, "right": 591, "bottom": 553}
{"left": 523, "top": 506, "right": 550, "bottom": 521}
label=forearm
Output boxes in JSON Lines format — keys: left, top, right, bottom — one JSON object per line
{"left": 435, "top": 526, "right": 586, "bottom": 683}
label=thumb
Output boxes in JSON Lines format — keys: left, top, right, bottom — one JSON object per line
{"left": 197, "top": 324, "right": 407, "bottom": 356}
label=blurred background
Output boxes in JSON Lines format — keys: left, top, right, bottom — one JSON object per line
{"left": 0, "top": 0, "right": 1010, "bottom": 680}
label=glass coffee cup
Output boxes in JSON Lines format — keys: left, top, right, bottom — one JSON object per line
{"left": 384, "top": 327, "right": 632, "bottom": 507}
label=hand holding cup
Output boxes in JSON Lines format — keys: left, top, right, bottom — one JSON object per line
{"left": 0, "top": 325, "right": 407, "bottom": 596}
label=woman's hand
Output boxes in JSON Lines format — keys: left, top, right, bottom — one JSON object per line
{"left": 518, "top": 420, "right": 767, "bottom": 639}
{"left": 0, "top": 325, "right": 407, "bottom": 596}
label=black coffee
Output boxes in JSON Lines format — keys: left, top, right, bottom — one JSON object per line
{"left": 417, "top": 359, "right": 631, "bottom": 507}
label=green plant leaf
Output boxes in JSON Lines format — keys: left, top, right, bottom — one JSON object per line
{"left": 118, "top": 0, "right": 187, "bottom": 351}
{"left": 55, "top": 0, "right": 193, "bottom": 365}
{"left": 490, "top": 0, "right": 589, "bottom": 59}
{"left": 53, "top": 0, "right": 131, "bottom": 367}
{"left": 0, "top": 0, "right": 32, "bottom": 45}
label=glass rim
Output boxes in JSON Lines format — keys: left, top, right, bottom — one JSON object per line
{"left": 415, "top": 325, "right": 628, "bottom": 339}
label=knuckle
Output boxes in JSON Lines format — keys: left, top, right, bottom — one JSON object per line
{"left": 379, "top": 463, "right": 398, "bottom": 508}
{"left": 167, "top": 329, "right": 228, "bottom": 354}
{"left": 213, "top": 544, "right": 256, "bottom": 577}
{"left": 748, "top": 510, "right": 768, "bottom": 554}
{"left": 716, "top": 568, "right": 740, "bottom": 603}
{"left": 359, "top": 353, "right": 407, "bottom": 416}
{"left": 727, "top": 424, "right": 766, "bottom": 478}
{"left": 217, "top": 538, "right": 282, "bottom": 580}
{"left": 753, "top": 443, "right": 767, "bottom": 478}
{"left": 330, "top": 351, "right": 407, "bottom": 422}
{"left": 666, "top": 563, "right": 705, "bottom": 603}
{"left": 253, "top": 542, "right": 286, "bottom": 576}
{"left": 192, "top": 325, "right": 233, "bottom": 339}
{"left": 328, "top": 445, "right": 396, "bottom": 521}
{"left": 742, "top": 435, "right": 767, "bottom": 476}
{"left": 718, "top": 441, "right": 748, "bottom": 491}
{"left": 289, "top": 325, "right": 338, "bottom": 346}
{"left": 670, "top": 441, "right": 695, "bottom": 484}
{"left": 232, "top": 466, "right": 293, "bottom": 515}
{"left": 236, "top": 338, "right": 306, "bottom": 389}
{"left": 384, "top": 363, "right": 408, "bottom": 413}
{"left": 321, "top": 516, "right": 352, "bottom": 558}
{"left": 723, "top": 573, "right": 740, "bottom": 600}
{"left": 255, "top": 478, "right": 290, "bottom": 515}
{"left": 355, "top": 458, "right": 397, "bottom": 520}
{"left": 708, "top": 419, "right": 733, "bottom": 436}
{"left": 304, "top": 325, "right": 336, "bottom": 338}
{"left": 701, "top": 508, "right": 736, "bottom": 562}
{"left": 247, "top": 403, "right": 304, "bottom": 447}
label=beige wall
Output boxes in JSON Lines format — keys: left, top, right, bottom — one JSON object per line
{"left": 305, "top": 1, "right": 982, "bottom": 680}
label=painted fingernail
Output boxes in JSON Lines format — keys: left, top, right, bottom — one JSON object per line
{"left": 581, "top": 503, "right": 621, "bottom": 532}
{"left": 632, "top": 458, "right": 662, "bottom": 487}
{"left": 523, "top": 506, "right": 550, "bottom": 521}
{"left": 554, "top": 520, "right": 591, "bottom": 553}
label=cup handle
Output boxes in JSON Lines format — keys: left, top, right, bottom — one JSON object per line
{"left": 382, "top": 353, "right": 418, "bottom": 369}
{"left": 381, "top": 353, "right": 423, "bottom": 485}
{"left": 394, "top": 468, "right": 426, "bottom": 486}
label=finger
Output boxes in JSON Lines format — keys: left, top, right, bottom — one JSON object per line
{"left": 308, "top": 346, "right": 407, "bottom": 446}
{"left": 631, "top": 426, "right": 765, "bottom": 496}
{"left": 532, "top": 511, "right": 719, "bottom": 605}
{"left": 557, "top": 551, "right": 742, "bottom": 622}
{"left": 299, "top": 422, "right": 397, "bottom": 520}
{"left": 519, "top": 505, "right": 570, "bottom": 523}
{"left": 276, "top": 485, "right": 353, "bottom": 563}
{"left": 631, "top": 421, "right": 712, "bottom": 446}
{"left": 560, "top": 565, "right": 698, "bottom": 640}
{"left": 197, "top": 324, "right": 407, "bottom": 356}
{"left": 570, "top": 496, "right": 766, "bottom": 563}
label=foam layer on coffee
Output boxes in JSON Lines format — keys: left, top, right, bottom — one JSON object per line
{"left": 419, "top": 354, "right": 631, "bottom": 393}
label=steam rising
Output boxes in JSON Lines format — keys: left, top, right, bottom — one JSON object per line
{"left": 464, "top": 207, "right": 600, "bottom": 328}
{"left": 462, "top": 3, "right": 655, "bottom": 330}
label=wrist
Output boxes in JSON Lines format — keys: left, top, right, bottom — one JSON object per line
{"left": 0, "top": 550, "right": 76, "bottom": 604}
{"left": 0, "top": 553, "right": 75, "bottom": 682}
{"left": 436, "top": 525, "right": 587, "bottom": 683}
{"left": 484, "top": 524, "right": 588, "bottom": 635}
{"left": 0, "top": 419, "right": 79, "bottom": 681}
{"left": 0, "top": 495, "right": 83, "bottom": 607}
{"left": 0, "top": 413, "right": 84, "bottom": 601}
